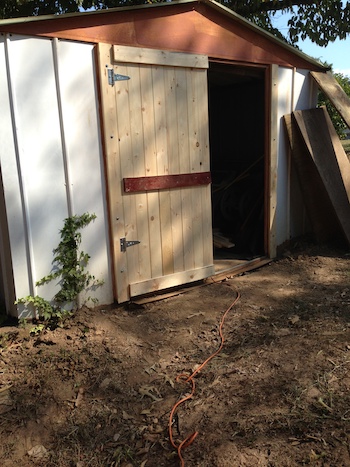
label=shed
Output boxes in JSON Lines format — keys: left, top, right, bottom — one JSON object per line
{"left": 0, "top": 0, "right": 331, "bottom": 317}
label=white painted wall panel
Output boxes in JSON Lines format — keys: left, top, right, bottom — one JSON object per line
{"left": 0, "top": 34, "right": 113, "bottom": 317}
{"left": 7, "top": 35, "right": 68, "bottom": 306}
{"left": 294, "top": 69, "right": 318, "bottom": 110}
{"left": 275, "top": 67, "right": 317, "bottom": 248}
{"left": 0, "top": 36, "right": 31, "bottom": 307}
{"left": 275, "top": 66, "right": 293, "bottom": 248}
{"left": 55, "top": 39, "right": 113, "bottom": 305}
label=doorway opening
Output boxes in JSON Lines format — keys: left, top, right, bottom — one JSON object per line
{"left": 208, "top": 62, "right": 267, "bottom": 273}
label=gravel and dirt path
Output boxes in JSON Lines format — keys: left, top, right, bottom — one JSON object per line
{"left": 1, "top": 243, "right": 350, "bottom": 466}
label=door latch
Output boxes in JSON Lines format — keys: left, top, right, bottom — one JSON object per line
{"left": 120, "top": 237, "right": 140, "bottom": 252}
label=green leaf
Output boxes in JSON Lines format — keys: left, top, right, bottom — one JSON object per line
{"left": 15, "top": 212, "right": 102, "bottom": 329}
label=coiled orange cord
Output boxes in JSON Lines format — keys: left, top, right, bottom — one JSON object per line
{"left": 168, "top": 289, "right": 240, "bottom": 466}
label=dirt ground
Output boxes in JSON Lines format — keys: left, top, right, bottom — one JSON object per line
{"left": 1, "top": 242, "right": 350, "bottom": 467}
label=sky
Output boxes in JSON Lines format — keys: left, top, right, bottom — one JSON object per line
{"left": 273, "top": 12, "right": 350, "bottom": 77}
{"left": 297, "top": 38, "right": 350, "bottom": 76}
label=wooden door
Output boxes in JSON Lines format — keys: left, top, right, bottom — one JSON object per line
{"left": 98, "top": 44, "right": 214, "bottom": 302}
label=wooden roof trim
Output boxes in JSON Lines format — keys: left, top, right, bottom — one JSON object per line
{"left": 0, "top": 0, "right": 327, "bottom": 72}
{"left": 203, "top": 0, "right": 326, "bottom": 72}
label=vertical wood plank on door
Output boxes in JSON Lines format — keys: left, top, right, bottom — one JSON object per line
{"left": 187, "top": 68, "right": 204, "bottom": 269}
{"left": 115, "top": 63, "right": 139, "bottom": 286}
{"left": 195, "top": 68, "right": 213, "bottom": 266}
{"left": 165, "top": 66, "right": 184, "bottom": 273}
{"left": 128, "top": 63, "right": 152, "bottom": 283}
{"left": 140, "top": 65, "right": 163, "bottom": 278}
{"left": 98, "top": 44, "right": 129, "bottom": 302}
{"left": 176, "top": 67, "right": 194, "bottom": 271}
{"left": 153, "top": 66, "right": 174, "bottom": 276}
{"left": 269, "top": 64, "right": 278, "bottom": 258}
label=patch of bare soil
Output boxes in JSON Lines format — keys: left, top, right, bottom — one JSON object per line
{"left": 1, "top": 243, "right": 350, "bottom": 467}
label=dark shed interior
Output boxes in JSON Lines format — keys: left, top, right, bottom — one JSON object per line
{"left": 208, "top": 62, "right": 266, "bottom": 260}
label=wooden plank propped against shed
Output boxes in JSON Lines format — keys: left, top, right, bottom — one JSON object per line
{"left": 288, "top": 107, "right": 350, "bottom": 245}
{"left": 283, "top": 113, "right": 340, "bottom": 243}
{"left": 311, "top": 71, "right": 350, "bottom": 129}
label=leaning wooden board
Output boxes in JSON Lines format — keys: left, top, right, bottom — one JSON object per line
{"left": 283, "top": 113, "right": 341, "bottom": 243}
{"left": 287, "top": 107, "right": 350, "bottom": 245}
{"left": 311, "top": 71, "right": 350, "bottom": 130}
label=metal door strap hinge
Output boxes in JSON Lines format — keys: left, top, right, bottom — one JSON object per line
{"left": 108, "top": 69, "right": 130, "bottom": 86}
{"left": 120, "top": 237, "right": 140, "bottom": 252}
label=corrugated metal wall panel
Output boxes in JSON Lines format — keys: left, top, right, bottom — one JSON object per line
{"left": 0, "top": 34, "right": 113, "bottom": 317}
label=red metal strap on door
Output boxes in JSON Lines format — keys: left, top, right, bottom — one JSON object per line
{"left": 123, "top": 172, "right": 211, "bottom": 193}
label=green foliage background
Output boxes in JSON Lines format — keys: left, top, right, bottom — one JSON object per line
{"left": 16, "top": 213, "right": 101, "bottom": 324}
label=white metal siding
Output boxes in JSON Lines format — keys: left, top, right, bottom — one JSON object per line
{"left": 0, "top": 34, "right": 113, "bottom": 317}
{"left": 0, "top": 35, "right": 31, "bottom": 307}
{"left": 276, "top": 67, "right": 317, "bottom": 248}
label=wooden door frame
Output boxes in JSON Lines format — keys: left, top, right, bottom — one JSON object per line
{"left": 98, "top": 46, "right": 278, "bottom": 302}
{"left": 208, "top": 59, "right": 273, "bottom": 263}
{"left": 267, "top": 64, "right": 278, "bottom": 259}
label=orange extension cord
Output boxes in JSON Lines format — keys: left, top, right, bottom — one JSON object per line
{"left": 168, "top": 289, "right": 241, "bottom": 467}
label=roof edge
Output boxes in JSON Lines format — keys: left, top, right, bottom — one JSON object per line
{"left": 204, "top": 0, "right": 327, "bottom": 71}
{"left": 0, "top": 0, "right": 328, "bottom": 71}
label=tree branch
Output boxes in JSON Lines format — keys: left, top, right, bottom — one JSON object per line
{"left": 234, "top": 0, "right": 337, "bottom": 15}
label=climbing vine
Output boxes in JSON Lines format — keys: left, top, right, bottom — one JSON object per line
{"left": 16, "top": 213, "right": 102, "bottom": 327}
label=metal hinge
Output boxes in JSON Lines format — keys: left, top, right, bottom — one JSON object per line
{"left": 120, "top": 237, "right": 140, "bottom": 252}
{"left": 108, "top": 69, "right": 130, "bottom": 86}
